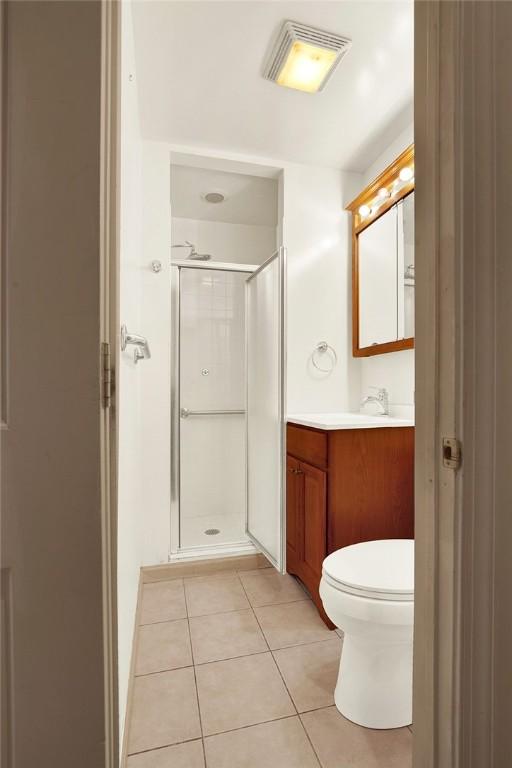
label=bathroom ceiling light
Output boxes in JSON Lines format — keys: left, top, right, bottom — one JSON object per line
{"left": 264, "top": 20, "right": 352, "bottom": 93}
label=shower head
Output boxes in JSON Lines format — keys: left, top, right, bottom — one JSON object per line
{"left": 171, "top": 241, "right": 212, "bottom": 261}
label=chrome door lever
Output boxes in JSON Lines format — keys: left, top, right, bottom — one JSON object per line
{"left": 120, "top": 324, "right": 151, "bottom": 364}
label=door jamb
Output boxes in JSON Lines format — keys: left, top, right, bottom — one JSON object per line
{"left": 414, "top": 3, "right": 461, "bottom": 766}
{"left": 413, "top": 2, "right": 512, "bottom": 765}
{"left": 100, "top": 0, "right": 120, "bottom": 765}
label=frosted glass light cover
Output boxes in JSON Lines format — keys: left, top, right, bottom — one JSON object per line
{"left": 276, "top": 41, "right": 338, "bottom": 93}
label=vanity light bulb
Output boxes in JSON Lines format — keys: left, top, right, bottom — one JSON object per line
{"left": 399, "top": 167, "right": 414, "bottom": 182}
{"left": 377, "top": 187, "right": 389, "bottom": 200}
{"left": 359, "top": 204, "right": 371, "bottom": 217}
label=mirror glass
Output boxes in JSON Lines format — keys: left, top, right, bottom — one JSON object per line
{"left": 401, "top": 191, "right": 415, "bottom": 339}
{"left": 357, "top": 190, "right": 414, "bottom": 351}
{"left": 358, "top": 204, "right": 398, "bottom": 348}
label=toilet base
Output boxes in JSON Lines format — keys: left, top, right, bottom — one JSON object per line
{"left": 334, "top": 633, "right": 413, "bottom": 729}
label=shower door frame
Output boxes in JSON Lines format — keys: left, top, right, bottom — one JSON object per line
{"left": 170, "top": 260, "right": 258, "bottom": 557}
{"left": 245, "top": 248, "right": 287, "bottom": 573}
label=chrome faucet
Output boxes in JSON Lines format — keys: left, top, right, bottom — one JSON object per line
{"left": 361, "top": 387, "right": 389, "bottom": 415}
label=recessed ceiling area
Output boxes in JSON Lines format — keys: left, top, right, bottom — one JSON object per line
{"left": 171, "top": 165, "right": 278, "bottom": 226}
{"left": 131, "top": 1, "right": 413, "bottom": 171}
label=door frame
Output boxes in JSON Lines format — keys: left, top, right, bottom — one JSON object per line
{"left": 100, "top": 0, "right": 120, "bottom": 764}
{"left": 414, "top": 2, "right": 459, "bottom": 763}
{"left": 103, "top": 1, "right": 512, "bottom": 766}
{"left": 414, "top": 2, "right": 512, "bottom": 766}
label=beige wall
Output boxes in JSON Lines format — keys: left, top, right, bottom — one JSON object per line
{"left": 1, "top": 2, "right": 107, "bottom": 766}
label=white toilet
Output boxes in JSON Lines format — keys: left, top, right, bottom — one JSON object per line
{"left": 320, "top": 539, "right": 414, "bottom": 730}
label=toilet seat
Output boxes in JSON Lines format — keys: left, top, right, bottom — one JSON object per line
{"left": 322, "top": 539, "right": 414, "bottom": 602}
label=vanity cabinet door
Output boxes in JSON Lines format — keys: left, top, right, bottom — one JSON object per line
{"left": 301, "top": 461, "right": 327, "bottom": 590}
{"left": 286, "top": 454, "right": 331, "bottom": 626}
{"left": 286, "top": 455, "right": 304, "bottom": 574}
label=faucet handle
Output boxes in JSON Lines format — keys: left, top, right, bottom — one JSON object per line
{"left": 369, "top": 386, "right": 388, "bottom": 398}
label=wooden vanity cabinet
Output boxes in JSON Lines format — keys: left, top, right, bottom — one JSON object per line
{"left": 286, "top": 422, "right": 414, "bottom": 625}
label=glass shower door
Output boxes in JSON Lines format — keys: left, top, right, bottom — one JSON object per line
{"left": 246, "top": 248, "right": 286, "bottom": 571}
{"left": 179, "top": 267, "right": 248, "bottom": 549}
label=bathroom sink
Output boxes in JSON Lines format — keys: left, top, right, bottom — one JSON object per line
{"left": 286, "top": 412, "right": 414, "bottom": 430}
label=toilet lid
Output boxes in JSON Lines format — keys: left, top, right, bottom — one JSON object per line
{"left": 322, "top": 540, "right": 414, "bottom": 600}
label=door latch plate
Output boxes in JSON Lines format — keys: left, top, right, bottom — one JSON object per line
{"left": 443, "top": 437, "right": 461, "bottom": 469}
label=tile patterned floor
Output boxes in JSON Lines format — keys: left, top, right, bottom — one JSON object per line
{"left": 126, "top": 564, "right": 412, "bottom": 767}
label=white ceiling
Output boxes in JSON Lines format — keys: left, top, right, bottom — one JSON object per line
{"left": 170, "top": 164, "right": 278, "bottom": 225}
{"left": 131, "top": 1, "right": 413, "bottom": 171}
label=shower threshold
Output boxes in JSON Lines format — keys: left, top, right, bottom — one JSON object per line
{"left": 169, "top": 540, "right": 257, "bottom": 563}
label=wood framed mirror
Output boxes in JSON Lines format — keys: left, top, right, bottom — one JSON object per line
{"left": 347, "top": 145, "right": 415, "bottom": 357}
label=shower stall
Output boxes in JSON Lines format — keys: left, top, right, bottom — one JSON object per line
{"left": 170, "top": 251, "right": 285, "bottom": 566}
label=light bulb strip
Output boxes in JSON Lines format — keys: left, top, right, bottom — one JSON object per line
{"left": 347, "top": 144, "right": 415, "bottom": 230}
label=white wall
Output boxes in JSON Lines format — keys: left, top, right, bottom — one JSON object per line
{"left": 284, "top": 164, "right": 361, "bottom": 414}
{"left": 139, "top": 141, "right": 172, "bottom": 566}
{"left": 117, "top": 0, "right": 143, "bottom": 741}
{"left": 363, "top": 124, "right": 414, "bottom": 188}
{"left": 356, "top": 124, "right": 415, "bottom": 418}
{"left": 172, "top": 217, "right": 276, "bottom": 265}
{"left": 118, "top": 11, "right": 173, "bottom": 744}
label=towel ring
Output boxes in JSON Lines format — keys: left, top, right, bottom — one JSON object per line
{"left": 311, "top": 341, "right": 338, "bottom": 373}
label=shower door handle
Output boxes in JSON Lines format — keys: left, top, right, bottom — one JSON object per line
{"left": 180, "top": 408, "right": 245, "bottom": 418}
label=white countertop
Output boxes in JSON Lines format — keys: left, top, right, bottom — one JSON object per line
{"left": 287, "top": 412, "right": 415, "bottom": 430}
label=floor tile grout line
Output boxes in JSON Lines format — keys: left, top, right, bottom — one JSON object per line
{"left": 297, "top": 712, "right": 326, "bottom": 768}
{"left": 237, "top": 569, "right": 312, "bottom": 609}
{"left": 191, "top": 572, "right": 301, "bottom": 757}
{"left": 141, "top": 564, "right": 274, "bottom": 588}
{"left": 253, "top": 635, "right": 341, "bottom": 654}
{"left": 246, "top": 596, "right": 310, "bottom": 609}
{"left": 260, "top": 593, "right": 339, "bottom": 767}
{"left": 127, "top": 578, "right": 201, "bottom": 761}
{"left": 259, "top": 598, "right": 332, "bottom": 768}
{"left": 298, "top": 703, "right": 339, "bottom": 717}
{"left": 139, "top": 615, "right": 188, "bottom": 628}
{"left": 182, "top": 584, "right": 208, "bottom": 767}
{"left": 134, "top": 570, "right": 335, "bottom": 766}
{"left": 239, "top": 574, "right": 304, "bottom": 731}
{"left": 192, "top": 662, "right": 208, "bottom": 767}
{"left": 202, "top": 713, "right": 301, "bottom": 741}
{"left": 193, "top": 647, "right": 273, "bottom": 668}
{"left": 142, "top": 577, "right": 185, "bottom": 587}
{"left": 233, "top": 571, "right": 318, "bottom": 756}
{"left": 269, "top": 649, "right": 323, "bottom": 768}
{"left": 270, "top": 634, "right": 342, "bottom": 653}
{"left": 237, "top": 575, "right": 272, "bottom": 653}
{"left": 126, "top": 703, "right": 412, "bottom": 760}
{"left": 188, "top": 605, "right": 249, "bottom": 619}
{"left": 134, "top": 663, "right": 194, "bottom": 679}
{"left": 131, "top": 653, "right": 342, "bottom": 719}
{"left": 189, "top": 634, "right": 341, "bottom": 670}
{"left": 127, "top": 735, "right": 205, "bottom": 758}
